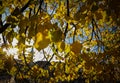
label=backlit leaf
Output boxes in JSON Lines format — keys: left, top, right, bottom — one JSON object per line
{"left": 70, "top": 41, "right": 82, "bottom": 54}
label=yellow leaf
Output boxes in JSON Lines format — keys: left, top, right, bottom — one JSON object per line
{"left": 78, "top": 64, "right": 82, "bottom": 69}
{"left": 74, "top": 12, "right": 80, "bottom": 21}
{"left": 28, "top": 25, "right": 35, "bottom": 39}
{"left": 0, "top": 6, "right": 5, "bottom": 14}
{"left": 10, "top": 66, "right": 17, "bottom": 75}
{"left": 30, "top": 15, "right": 38, "bottom": 23}
{"left": 65, "top": 65, "right": 70, "bottom": 74}
{"left": 65, "top": 44, "right": 70, "bottom": 53}
{"left": 34, "top": 32, "right": 50, "bottom": 50}
{"left": 36, "top": 32, "right": 43, "bottom": 42}
{"left": 18, "top": 18, "right": 29, "bottom": 29}
{"left": 7, "top": 15, "right": 19, "bottom": 25}
{"left": 75, "top": 67, "right": 79, "bottom": 72}
{"left": 6, "top": 30, "right": 14, "bottom": 43}
{"left": 70, "top": 41, "right": 82, "bottom": 54}
{"left": 81, "top": 53, "right": 90, "bottom": 61}
{"left": 21, "top": 33, "right": 26, "bottom": 37}
{"left": 67, "top": 75, "right": 71, "bottom": 81}
{"left": 49, "top": 29, "right": 63, "bottom": 42}
{"left": 57, "top": 41, "right": 65, "bottom": 52}
{"left": 35, "top": 39, "right": 50, "bottom": 51}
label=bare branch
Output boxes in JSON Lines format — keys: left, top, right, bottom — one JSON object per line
{"left": 64, "top": 0, "right": 70, "bottom": 39}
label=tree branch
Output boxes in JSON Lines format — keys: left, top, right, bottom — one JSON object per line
{"left": 20, "top": 0, "right": 31, "bottom": 13}
{"left": 64, "top": 0, "right": 70, "bottom": 39}
{"left": 36, "top": 0, "right": 44, "bottom": 14}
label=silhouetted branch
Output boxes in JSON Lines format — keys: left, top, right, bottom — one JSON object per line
{"left": 64, "top": 0, "right": 69, "bottom": 39}
{"left": 36, "top": 0, "right": 44, "bottom": 14}
{"left": 20, "top": 0, "right": 31, "bottom": 13}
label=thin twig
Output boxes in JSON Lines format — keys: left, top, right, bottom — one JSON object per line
{"left": 72, "top": 23, "right": 77, "bottom": 42}
{"left": 36, "top": 0, "right": 44, "bottom": 14}
{"left": 64, "top": 0, "right": 70, "bottom": 39}
{"left": 50, "top": 3, "right": 57, "bottom": 16}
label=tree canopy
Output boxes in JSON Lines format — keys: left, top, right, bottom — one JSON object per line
{"left": 0, "top": 0, "right": 120, "bottom": 82}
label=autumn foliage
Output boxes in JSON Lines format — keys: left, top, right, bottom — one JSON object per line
{"left": 0, "top": 0, "right": 120, "bottom": 82}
